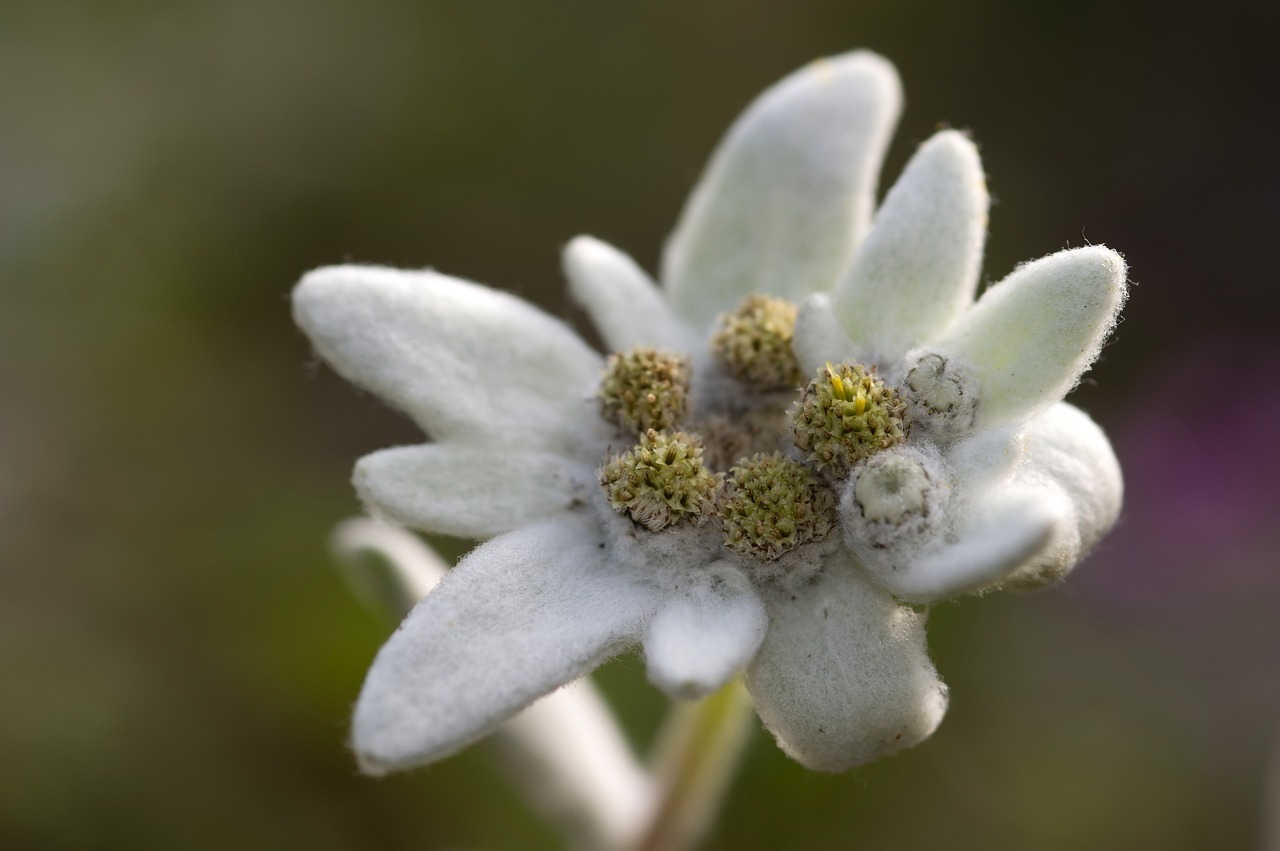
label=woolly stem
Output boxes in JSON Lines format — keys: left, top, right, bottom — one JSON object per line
{"left": 626, "top": 679, "right": 755, "bottom": 851}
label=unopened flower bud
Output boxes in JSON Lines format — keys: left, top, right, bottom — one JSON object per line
{"left": 900, "top": 352, "right": 977, "bottom": 439}
{"left": 840, "top": 447, "right": 948, "bottom": 551}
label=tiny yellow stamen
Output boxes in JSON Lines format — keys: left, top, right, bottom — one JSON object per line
{"left": 788, "top": 362, "right": 909, "bottom": 479}
{"left": 826, "top": 363, "right": 846, "bottom": 401}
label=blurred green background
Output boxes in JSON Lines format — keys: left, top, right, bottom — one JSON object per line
{"left": 3, "top": 1, "right": 1278, "bottom": 848}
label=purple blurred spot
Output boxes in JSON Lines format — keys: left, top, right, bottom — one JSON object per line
{"left": 1078, "top": 338, "right": 1280, "bottom": 612}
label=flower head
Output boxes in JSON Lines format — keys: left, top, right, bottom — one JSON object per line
{"left": 294, "top": 50, "right": 1127, "bottom": 775}
{"left": 599, "top": 348, "right": 692, "bottom": 434}
{"left": 600, "top": 429, "right": 720, "bottom": 531}
{"left": 790, "top": 361, "right": 909, "bottom": 478}
{"left": 720, "top": 452, "right": 836, "bottom": 561}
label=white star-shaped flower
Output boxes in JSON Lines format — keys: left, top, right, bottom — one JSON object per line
{"left": 293, "top": 50, "right": 1127, "bottom": 776}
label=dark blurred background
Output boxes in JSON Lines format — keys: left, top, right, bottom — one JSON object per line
{"left": 3, "top": 1, "right": 1278, "bottom": 849}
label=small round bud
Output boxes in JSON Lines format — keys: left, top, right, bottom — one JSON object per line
{"left": 598, "top": 348, "right": 691, "bottom": 434}
{"left": 789, "top": 362, "right": 908, "bottom": 479}
{"left": 841, "top": 448, "right": 948, "bottom": 550}
{"left": 720, "top": 453, "right": 836, "bottom": 561}
{"left": 710, "top": 295, "right": 803, "bottom": 390}
{"left": 901, "top": 352, "right": 977, "bottom": 439}
{"left": 600, "top": 430, "right": 719, "bottom": 531}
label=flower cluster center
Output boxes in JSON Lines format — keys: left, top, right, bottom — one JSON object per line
{"left": 596, "top": 295, "right": 910, "bottom": 567}
{"left": 599, "top": 348, "right": 690, "bottom": 433}
{"left": 789, "top": 362, "right": 908, "bottom": 479}
{"left": 721, "top": 453, "right": 836, "bottom": 561}
{"left": 710, "top": 294, "right": 803, "bottom": 390}
{"left": 599, "top": 429, "right": 718, "bottom": 531}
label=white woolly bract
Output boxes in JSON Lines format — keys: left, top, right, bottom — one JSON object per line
{"left": 832, "top": 130, "right": 989, "bottom": 366}
{"left": 563, "top": 235, "right": 700, "bottom": 354}
{"left": 931, "top": 245, "right": 1128, "bottom": 428}
{"left": 292, "top": 265, "right": 613, "bottom": 454}
{"left": 996, "top": 403, "right": 1123, "bottom": 589}
{"left": 662, "top": 52, "right": 902, "bottom": 326}
{"left": 352, "top": 511, "right": 663, "bottom": 774}
{"left": 333, "top": 519, "right": 656, "bottom": 848}
{"left": 793, "top": 292, "right": 864, "bottom": 377}
{"left": 746, "top": 560, "right": 947, "bottom": 772}
{"left": 642, "top": 564, "right": 768, "bottom": 699}
{"left": 354, "top": 445, "right": 596, "bottom": 540}
{"left": 882, "top": 486, "right": 1065, "bottom": 604}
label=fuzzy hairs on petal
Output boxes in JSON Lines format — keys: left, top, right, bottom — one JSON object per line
{"left": 663, "top": 51, "right": 902, "bottom": 326}
{"left": 352, "top": 511, "right": 661, "bottom": 774}
{"left": 931, "top": 246, "right": 1128, "bottom": 427}
{"left": 563, "top": 236, "right": 700, "bottom": 354}
{"left": 293, "top": 265, "right": 612, "bottom": 453}
{"left": 831, "top": 130, "right": 989, "bottom": 365}
{"left": 642, "top": 564, "right": 767, "bottom": 700}
{"left": 354, "top": 444, "right": 595, "bottom": 540}
{"left": 997, "top": 403, "right": 1123, "bottom": 589}
{"left": 746, "top": 561, "right": 948, "bottom": 772}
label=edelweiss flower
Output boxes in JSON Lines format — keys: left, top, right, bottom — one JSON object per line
{"left": 293, "top": 51, "right": 1127, "bottom": 776}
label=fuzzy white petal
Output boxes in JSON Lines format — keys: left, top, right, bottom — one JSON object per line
{"left": 793, "top": 293, "right": 864, "bottom": 377}
{"left": 662, "top": 51, "right": 902, "bottom": 326}
{"left": 352, "top": 512, "right": 661, "bottom": 774}
{"left": 293, "top": 265, "right": 611, "bottom": 452}
{"left": 563, "top": 235, "right": 700, "bottom": 353}
{"left": 642, "top": 564, "right": 767, "bottom": 700}
{"left": 354, "top": 444, "right": 595, "bottom": 540}
{"left": 932, "top": 247, "right": 1128, "bottom": 427}
{"left": 864, "top": 485, "right": 1067, "bottom": 604}
{"left": 1022, "top": 403, "right": 1123, "bottom": 551}
{"left": 832, "top": 131, "right": 989, "bottom": 364}
{"left": 945, "top": 424, "right": 1026, "bottom": 489}
{"left": 333, "top": 519, "right": 653, "bottom": 845}
{"left": 746, "top": 561, "right": 948, "bottom": 772}
{"left": 997, "top": 403, "right": 1123, "bottom": 589}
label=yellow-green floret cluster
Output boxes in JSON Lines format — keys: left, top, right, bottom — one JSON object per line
{"left": 789, "top": 362, "right": 908, "bottom": 479}
{"left": 596, "top": 296, "right": 910, "bottom": 568}
{"left": 720, "top": 453, "right": 836, "bottom": 561}
{"left": 599, "top": 429, "right": 720, "bottom": 531}
{"left": 599, "top": 348, "right": 691, "bottom": 433}
{"left": 710, "top": 295, "right": 803, "bottom": 390}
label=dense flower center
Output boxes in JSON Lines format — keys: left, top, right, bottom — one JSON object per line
{"left": 789, "top": 362, "right": 908, "bottom": 479}
{"left": 598, "top": 429, "right": 719, "bottom": 531}
{"left": 599, "top": 348, "right": 691, "bottom": 433}
{"left": 710, "top": 294, "right": 803, "bottom": 390}
{"left": 720, "top": 453, "right": 836, "bottom": 561}
{"left": 596, "top": 294, "right": 909, "bottom": 568}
